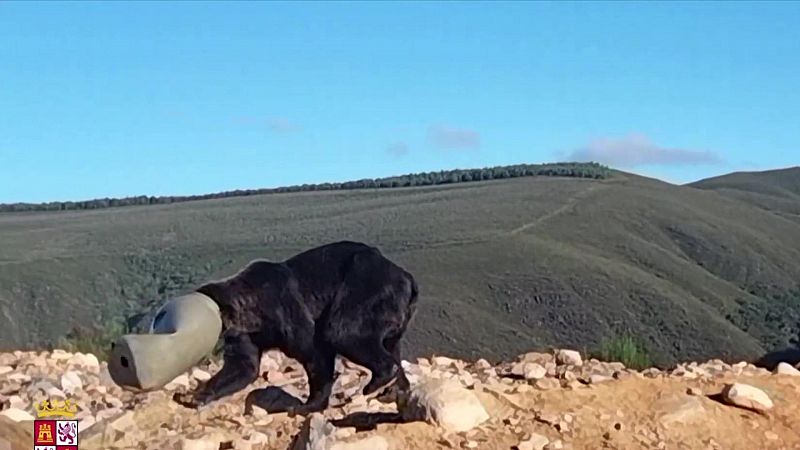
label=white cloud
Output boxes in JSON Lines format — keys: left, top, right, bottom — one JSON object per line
{"left": 427, "top": 124, "right": 480, "bottom": 150}
{"left": 568, "top": 134, "right": 722, "bottom": 166}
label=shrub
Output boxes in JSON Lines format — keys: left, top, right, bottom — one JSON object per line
{"left": 594, "top": 334, "right": 652, "bottom": 370}
{"left": 56, "top": 321, "right": 128, "bottom": 362}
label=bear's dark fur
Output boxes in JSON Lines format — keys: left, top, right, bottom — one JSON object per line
{"left": 173, "top": 241, "right": 419, "bottom": 415}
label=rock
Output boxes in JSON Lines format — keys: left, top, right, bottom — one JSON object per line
{"left": 655, "top": 396, "right": 706, "bottom": 425}
{"left": 108, "top": 410, "right": 136, "bottom": 432}
{"left": 524, "top": 363, "right": 547, "bottom": 380}
{"left": 291, "top": 413, "right": 336, "bottom": 450}
{"left": 192, "top": 368, "right": 212, "bottom": 382}
{"left": 0, "top": 366, "right": 12, "bottom": 376}
{"left": 774, "top": 362, "right": 800, "bottom": 376}
{"left": 475, "top": 359, "right": 492, "bottom": 370}
{"left": 535, "top": 378, "right": 561, "bottom": 391}
{"left": 248, "top": 431, "right": 270, "bottom": 445}
{"left": 165, "top": 374, "right": 191, "bottom": 391}
{"left": 79, "top": 415, "right": 97, "bottom": 434}
{"left": 721, "top": 383, "right": 773, "bottom": 412}
{"left": 67, "top": 353, "right": 92, "bottom": 368}
{"left": 331, "top": 436, "right": 390, "bottom": 450}
{"left": 555, "top": 350, "right": 582, "bottom": 367}
{"left": 432, "top": 356, "right": 458, "bottom": 367}
{"left": 61, "top": 371, "right": 84, "bottom": 394}
{"left": 0, "top": 415, "right": 33, "bottom": 450}
{"left": 686, "top": 387, "right": 703, "bottom": 396}
{"left": 28, "top": 380, "right": 58, "bottom": 395}
{"left": 0, "top": 407, "right": 35, "bottom": 422}
{"left": 589, "top": 374, "right": 613, "bottom": 384}
{"left": 46, "top": 386, "right": 67, "bottom": 399}
{"left": 515, "top": 433, "right": 550, "bottom": 450}
{"left": 51, "top": 349, "right": 73, "bottom": 360}
{"left": 516, "top": 384, "right": 533, "bottom": 394}
{"left": 181, "top": 437, "right": 221, "bottom": 450}
{"left": 764, "top": 431, "right": 779, "bottom": 441}
{"left": 6, "top": 395, "right": 26, "bottom": 410}
{"left": 96, "top": 407, "right": 124, "bottom": 422}
{"left": 97, "top": 371, "right": 119, "bottom": 394}
{"left": 7, "top": 373, "right": 30, "bottom": 384}
{"left": 401, "top": 377, "right": 490, "bottom": 433}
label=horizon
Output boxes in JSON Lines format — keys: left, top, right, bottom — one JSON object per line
{"left": 0, "top": 161, "right": 798, "bottom": 206}
{"left": 2, "top": 2, "right": 799, "bottom": 203}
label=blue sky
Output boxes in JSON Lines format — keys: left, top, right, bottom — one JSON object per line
{"left": 1, "top": 1, "right": 798, "bottom": 203}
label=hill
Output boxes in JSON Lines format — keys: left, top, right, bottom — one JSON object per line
{"left": 689, "top": 166, "right": 800, "bottom": 223}
{"left": 1, "top": 166, "right": 799, "bottom": 368}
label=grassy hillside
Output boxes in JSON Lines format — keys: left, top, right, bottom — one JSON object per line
{"left": 689, "top": 167, "right": 800, "bottom": 223}
{"left": 1, "top": 166, "right": 799, "bottom": 368}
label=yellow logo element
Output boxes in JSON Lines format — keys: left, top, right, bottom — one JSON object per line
{"left": 36, "top": 422, "right": 54, "bottom": 442}
{"left": 35, "top": 399, "right": 79, "bottom": 418}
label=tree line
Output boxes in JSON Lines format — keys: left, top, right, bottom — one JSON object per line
{"left": 1, "top": 162, "right": 612, "bottom": 213}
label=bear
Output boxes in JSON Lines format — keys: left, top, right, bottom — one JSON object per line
{"left": 172, "top": 240, "right": 419, "bottom": 416}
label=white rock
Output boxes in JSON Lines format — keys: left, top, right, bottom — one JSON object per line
{"left": 0, "top": 407, "right": 35, "bottom": 422}
{"left": 165, "top": 374, "right": 191, "bottom": 391}
{"left": 775, "top": 362, "right": 800, "bottom": 376}
{"left": 6, "top": 395, "right": 26, "bottom": 409}
{"left": 656, "top": 396, "right": 706, "bottom": 425}
{"left": 181, "top": 437, "right": 221, "bottom": 450}
{"left": 524, "top": 363, "right": 547, "bottom": 380}
{"left": 511, "top": 362, "right": 527, "bottom": 377}
{"left": 589, "top": 374, "right": 613, "bottom": 384}
{"left": 83, "top": 353, "right": 100, "bottom": 370}
{"left": 98, "top": 365, "right": 116, "bottom": 387}
{"left": 401, "top": 377, "right": 490, "bottom": 433}
{"left": 0, "top": 366, "right": 12, "bottom": 376}
{"left": 432, "top": 356, "right": 457, "bottom": 367}
{"left": 248, "top": 431, "right": 270, "bottom": 445}
{"left": 28, "top": 380, "right": 58, "bottom": 394}
{"left": 67, "top": 353, "right": 89, "bottom": 367}
{"left": 535, "top": 378, "right": 561, "bottom": 391}
{"left": 46, "top": 386, "right": 67, "bottom": 399}
{"left": 61, "top": 371, "right": 83, "bottom": 394}
{"left": 78, "top": 415, "right": 97, "bottom": 434}
{"left": 545, "top": 440, "right": 564, "bottom": 450}
{"left": 475, "top": 359, "right": 492, "bottom": 369}
{"left": 291, "top": 413, "right": 336, "bottom": 450}
{"left": 555, "top": 350, "right": 583, "bottom": 367}
{"left": 192, "top": 368, "right": 212, "bottom": 382}
{"left": 721, "top": 383, "right": 774, "bottom": 412}
{"left": 516, "top": 433, "right": 550, "bottom": 450}
{"left": 331, "top": 436, "right": 390, "bottom": 450}
{"left": 51, "top": 350, "right": 74, "bottom": 361}
{"left": 8, "top": 373, "right": 31, "bottom": 383}
{"left": 95, "top": 407, "right": 123, "bottom": 422}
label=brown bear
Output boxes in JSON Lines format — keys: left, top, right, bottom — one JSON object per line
{"left": 173, "top": 240, "right": 419, "bottom": 416}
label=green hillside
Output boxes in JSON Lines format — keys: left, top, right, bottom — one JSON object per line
{"left": 1, "top": 165, "right": 799, "bottom": 368}
{"left": 689, "top": 166, "right": 800, "bottom": 223}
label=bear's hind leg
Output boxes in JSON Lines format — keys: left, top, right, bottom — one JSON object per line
{"left": 373, "top": 335, "right": 409, "bottom": 403}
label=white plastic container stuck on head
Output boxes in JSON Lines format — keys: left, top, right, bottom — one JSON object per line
{"left": 107, "top": 292, "right": 222, "bottom": 391}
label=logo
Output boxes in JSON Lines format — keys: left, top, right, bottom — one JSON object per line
{"left": 34, "top": 399, "right": 80, "bottom": 450}
{"left": 35, "top": 399, "right": 78, "bottom": 418}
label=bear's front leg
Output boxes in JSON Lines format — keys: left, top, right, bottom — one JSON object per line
{"left": 174, "top": 332, "right": 261, "bottom": 408}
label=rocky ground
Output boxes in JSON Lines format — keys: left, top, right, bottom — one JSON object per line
{"left": 2, "top": 349, "right": 800, "bottom": 450}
